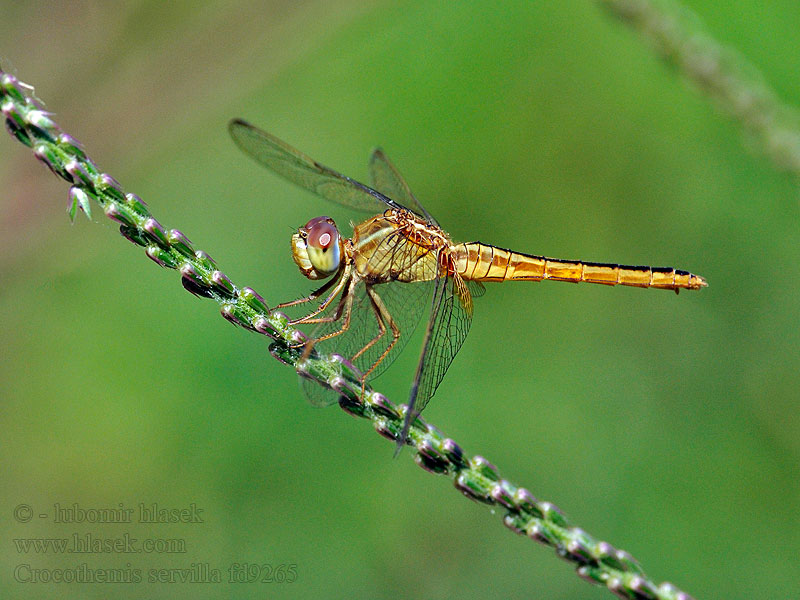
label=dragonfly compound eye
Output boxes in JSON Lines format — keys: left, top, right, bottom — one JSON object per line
{"left": 305, "top": 216, "right": 341, "bottom": 276}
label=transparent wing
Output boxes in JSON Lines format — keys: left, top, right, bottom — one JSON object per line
{"left": 229, "top": 119, "right": 406, "bottom": 214}
{"left": 396, "top": 267, "right": 474, "bottom": 451}
{"left": 369, "top": 148, "right": 437, "bottom": 225}
{"left": 300, "top": 369, "right": 342, "bottom": 408}
{"left": 466, "top": 280, "right": 486, "bottom": 298}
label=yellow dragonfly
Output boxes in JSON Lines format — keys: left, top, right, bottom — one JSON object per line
{"left": 229, "top": 119, "right": 707, "bottom": 451}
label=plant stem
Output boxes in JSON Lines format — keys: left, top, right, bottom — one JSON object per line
{"left": 599, "top": 0, "right": 800, "bottom": 178}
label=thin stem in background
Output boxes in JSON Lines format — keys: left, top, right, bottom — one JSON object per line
{"left": 0, "top": 67, "right": 695, "bottom": 600}
{"left": 599, "top": 0, "right": 800, "bottom": 179}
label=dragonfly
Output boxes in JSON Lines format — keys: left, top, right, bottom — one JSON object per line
{"left": 229, "top": 119, "right": 707, "bottom": 453}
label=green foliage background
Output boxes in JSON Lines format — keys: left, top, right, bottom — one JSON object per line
{"left": 1, "top": 2, "right": 798, "bottom": 598}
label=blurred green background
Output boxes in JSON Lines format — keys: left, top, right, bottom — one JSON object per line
{"left": 1, "top": 1, "right": 798, "bottom": 598}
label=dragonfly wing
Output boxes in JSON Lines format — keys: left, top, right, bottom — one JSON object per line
{"left": 229, "top": 119, "right": 404, "bottom": 213}
{"left": 300, "top": 371, "right": 341, "bottom": 408}
{"left": 353, "top": 279, "right": 433, "bottom": 380}
{"left": 396, "top": 267, "right": 473, "bottom": 453}
{"left": 466, "top": 280, "right": 486, "bottom": 298}
{"left": 369, "top": 148, "right": 438, "bottom": 225}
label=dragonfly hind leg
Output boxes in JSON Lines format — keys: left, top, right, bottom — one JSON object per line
{"left": 353, "top": 286, "right": 401, "bottom": 397}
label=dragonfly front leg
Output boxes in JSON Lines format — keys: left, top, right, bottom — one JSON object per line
{"left": 276, "top": 275, "right": 339, "bottom": 310}
{"left": 289, "top": 264, "right": 351, "bottom": 325}
{"left": 298, "top": 277, "right": 357, "bottom": 362}
{"left": 295, "top": 277, "right": 354, "bottom": 327}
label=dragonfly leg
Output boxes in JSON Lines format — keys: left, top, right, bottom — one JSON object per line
{"left": 276, "top": 274, "right": 339, "bottom": 310}
{"left": 290, "top": 264, "right": 351, "bottom": 325}
{"left": 351, "top": 290, "right": 389, "bottom": 363}
{"left": 298, "top": 277, "right": 357, "bottom": 360}
{"left": 295, "top": 276, "right": 353, "bottom": 326}
{"left": 310, "top": 277, "right": 356, "bottom": 336}
{"left": 355, "top": 286, "right": 401, "bottom": 396}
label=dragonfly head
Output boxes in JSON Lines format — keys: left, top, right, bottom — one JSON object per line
{"left": 292, "top": 216, "right": 343, "bottom": 280}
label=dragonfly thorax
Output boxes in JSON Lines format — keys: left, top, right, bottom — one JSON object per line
{"left": 291, "top": 216, "right": 345, "bottom": 280}
{"left": 351, "top": 210, "right": 453, "bottom": 284}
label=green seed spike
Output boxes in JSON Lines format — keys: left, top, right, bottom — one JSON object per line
{"left": 67, "top": 187, "right": 86, "bottom": 223}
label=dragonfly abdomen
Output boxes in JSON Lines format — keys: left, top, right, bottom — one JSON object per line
{"left": 454, "top": 243, "right": 707, "bottom": 290}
